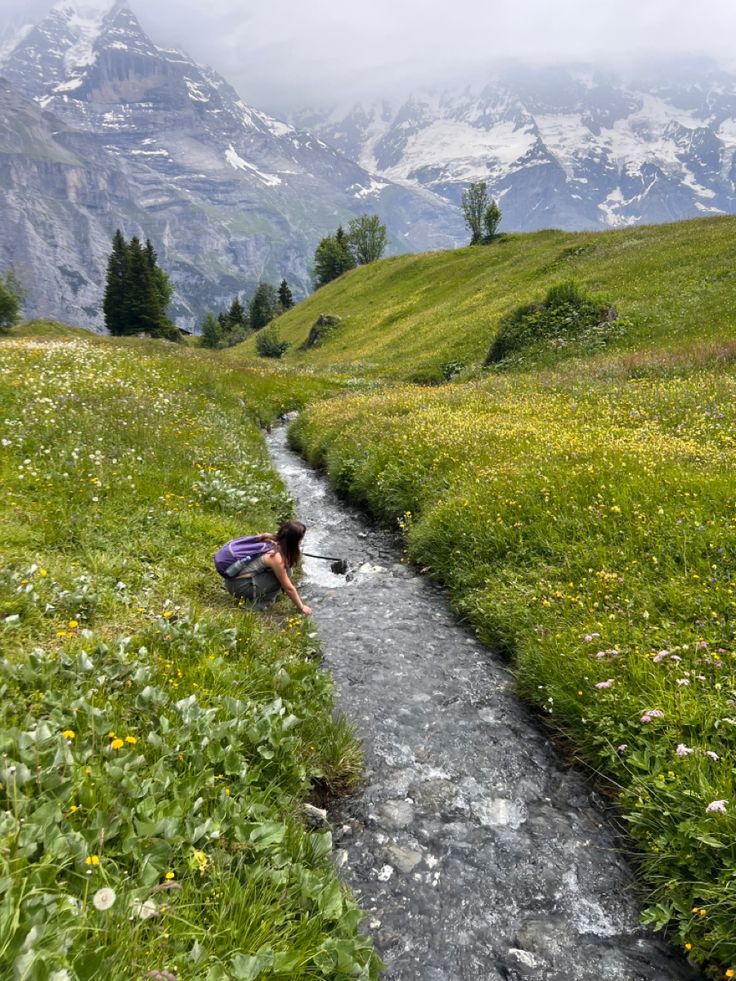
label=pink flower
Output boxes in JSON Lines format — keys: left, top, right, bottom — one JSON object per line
{"left": 670, "top": 655, "right": 682, "bottom": 663}
{"left": 618, "top": 744, "right": 628, "bottom": 753}
{"left": 696, "top": 641, "right": 708, "bottom": 650}
{"left": 584, "top": 633, "right": 600, "bottom": 642}
{"left": 706, "top": 751, "right": 720, "bottom": 761}
{"left": 596, "top": 679, "right": 614, "bottom": 689}
{"left": 676, "top": 678, "right": 690, "bottom": 686}
{"left": 676, "top": 744, "right": 693, "bottom": 757}
{"left": 640, "top": 709, "right": 664, "bottom": 723}
{"left": 705, "top": 800, "right": 728, "bottom": 814}
{"left": 652, "top": 650, "right": 669, "bottom": 663}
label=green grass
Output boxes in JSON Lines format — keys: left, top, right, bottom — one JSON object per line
{"left": 236, "top": 216, "right": 736, "bottom": 379}
{"left": 0, "top": 333, "right": 379, "bottom": 979}
{"left": 291, "top": 353, "right": 736, "bottom": 972}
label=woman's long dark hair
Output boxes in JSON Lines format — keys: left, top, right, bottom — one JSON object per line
{"left": 275, "top": 520, "right": 306, "bottom": 569}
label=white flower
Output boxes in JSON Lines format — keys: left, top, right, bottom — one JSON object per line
{"left": 131, "top": 898, "right": 158, "bottom": 920}
{"left": 675, "top": 744, "right": 693, "bottom": 757}
{"left": 705, "top": 799, "right": 728, "bottom": 814}
{"left": 93, "top": 887, "right": 116, "bottom": 911}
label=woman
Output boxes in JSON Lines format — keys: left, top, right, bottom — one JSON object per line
{"left": 217, "top": 521, "right": 313, "bottom": 616}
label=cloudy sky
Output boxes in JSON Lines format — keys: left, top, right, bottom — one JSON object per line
{"left": 1, "top": 0, "right": 735, "bottom": 111}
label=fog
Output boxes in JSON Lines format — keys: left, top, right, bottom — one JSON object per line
{"left": 1, "top": 0, "right": 735, "bottom": 111}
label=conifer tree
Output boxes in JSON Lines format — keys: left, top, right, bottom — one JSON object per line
{"left": 0, "top": 269, "right": 24, "bottom": 334}
{"left": 126, "top": 237, "right": 164, "bottom": 336}
{"left": 249, "top": 282, "right": 279, "bottom": 330}
{"left": 278, "top": 279, "right": 294, "bottom": 310}
{"left": 103, "top": 229, "right": 130, "bottom": 335}
{"left": 228, "top": 295, "right": 248, "bottom": 329}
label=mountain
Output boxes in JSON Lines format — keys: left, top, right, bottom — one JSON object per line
{"left": 293, "top": 61, "right": 736, "bottom": 231}
{"left": 0, "top": 0, "right": 462, "bottom": 328}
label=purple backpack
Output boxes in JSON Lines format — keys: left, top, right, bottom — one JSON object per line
{"left": 214, "top": 536, "right": 274, "bottom": 578}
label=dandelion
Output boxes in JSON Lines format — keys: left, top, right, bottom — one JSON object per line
{"left": 85, "top": 855, "right": 100, "bottom": 866}
{"left": 676, "top": 744, "right": 693, "bottom": 757}
{"left": 684, "top": 943, "right": 692, "bottom": 952}
{"left": 68, "top": 620, "right": 79, "bottom": 629}
{"left": 62, "top": 729, "right": 76, "bottom": 740}
{"left": 726, "top": 970, "right": 734, "bottom": 978}
{"left": 595, "top": 679, "right": 614, "bottom": 689}
{"left": 164, "top": 870, "right": 175, "bottom": 880}
{"left": 125, "top": 735, "right": 137, "bottom": 745}
{"left": 93, "top": 887, "right": 116, "bottom": 911}
{"left": 110, "top": 738, "right": 124, "bottom": 750}
{"left": 706, "top": 800, "right": 728, "bottom": 813}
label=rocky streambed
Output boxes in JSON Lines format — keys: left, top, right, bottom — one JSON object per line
{"left": 268, "top": 426, "right": 699, "bottom": 981}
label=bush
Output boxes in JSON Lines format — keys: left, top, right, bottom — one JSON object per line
{"left": 486, "top": 280, "right": 617, "bottom": 364}
{"left": 256, "top": 327, "right": 290, "bottom": 359}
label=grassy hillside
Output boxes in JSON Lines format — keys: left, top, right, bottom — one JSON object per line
{"left": 236, "top": 216, "right": 736, "bottom": 379}
{"left": 0, "top": 332, "right": 379, "bottom": 979}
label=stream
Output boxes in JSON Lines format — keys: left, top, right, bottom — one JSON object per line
{"left": 267, "top": 426, "right": 699, "bottom": 981}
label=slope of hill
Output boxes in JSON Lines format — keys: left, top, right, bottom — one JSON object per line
{"left": 237, "top": 215, "right": 736, "bottom": 377}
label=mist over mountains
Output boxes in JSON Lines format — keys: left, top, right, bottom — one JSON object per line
{"left": 1, "top": 0, "right": 735, "bottom": 329}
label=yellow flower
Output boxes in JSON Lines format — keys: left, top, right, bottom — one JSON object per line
{"left": 68, "top": 620, "right": 79, "bottom": 629}
{"left": 62, "top": 729, "right": 76, "bottom": 740}
{"left": 726, "top": 970, "right": 734, "bottom": 979}
{"left": 125, "top": 735, "right": 137, "bottom": 745}
{"left": 110, "top": 738, "right": 124, "bottom": 750}
{"left": 165, "top": 871, "right": 175, "bottom": 880}
{"left": 684, "top": 943, "right": 692, "bottom": 952}
{"left": 162, "top": 611, "right": 173, "bottom": 619}
{"left": 107, "top": 731, "right": 116, "bottom": 739}
{"left": 56, "top": 631, "right": 67, "bottom": 638}
{"left": 85, "top": 855, "right": 100, "bottom": 866}
{"left": 699, "top": 908, "right": 707, "bottom": 916}
{"left": 39, "top": 569, "right": 48, "bottom": 576}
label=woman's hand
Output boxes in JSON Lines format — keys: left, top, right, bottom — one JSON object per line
{"left": 301, "top": 606, "right": 313, "bottom": 616}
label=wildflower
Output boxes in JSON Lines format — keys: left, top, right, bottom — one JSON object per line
{"left": 676, "top": 678, "right": 690, "bottom": 686}
{"left": 68, "top": 620, "right": 79, "bottom": 629}
{"left": 131, "top": 898, "right": 158, "bottom": 920}
{"left": 62, "top": 730, "right": 76, "bottom": 740}
{"left": 652, "top": 650, "right": 669, "bottom": 662}
{"left": 92, "top": 887, "right": 116, "bottom": 911}
{"left": 684, "top": 943, "right": 692, "bottom": 952}
{"left": 162, "top": 611, "right": 173, "bottom": 619}
{"left": 85, "top": 855, "right": 100, "bottom": 866}
{"left": 39, "top": 569, "right": 48, "bottom": 576}
{"left": 110, "top": 738, "right": 124, "bottom": 750}
{"left": 676, "top": 744, "right": 693, "bottom": 757}
{"left": 640, "top": 709, "right": 664, "bottom": 723}
{"left": 706, "top": 751, "right": 720, "bottom": 761}
{"left": 125, "top": 735, "right": 137, "bottom": 745}
{"left": 706, "top": 800, "right": 728, "bottom": 813}
{"left": 618, "top": 744, "right": 628, "bottom": 753}
{"left": 726, "top": 970, "right": 734, "bottom": 978}
{"left": 164, "top": 871, "right": 175, "bottom": 880}
{"left": 595, "top": 679, "right": 614, "bottom": 689}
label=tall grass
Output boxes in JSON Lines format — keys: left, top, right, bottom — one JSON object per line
{"left": 292, "top": 351, "right": 736, "bottom": 972}
{"left": 0, "top": 335, "right": 379, "bottom": 979}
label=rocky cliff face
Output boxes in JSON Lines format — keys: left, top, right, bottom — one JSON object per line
{"left": 0, "top": 0, "right": 462, "bottom": 328}
{"left": 294, "top": 61, "right": 736, "bottom": 232}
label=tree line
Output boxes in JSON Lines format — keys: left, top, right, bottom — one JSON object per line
{"left": 199, "top": 278, "right": 294, "bottom": 350}
{"left": 313, "top": 214, "right": 388, "bottom": 287}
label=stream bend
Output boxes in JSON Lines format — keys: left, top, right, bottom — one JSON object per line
{"left": 268, "top": 426, "right": 698, "bottom": 981}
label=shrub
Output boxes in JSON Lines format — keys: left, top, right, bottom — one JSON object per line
{"left": 486, "top": 280, "right": 617, "bottom": 364}
{"left": 256, "top": 326, "right": 290, "bottom": 359}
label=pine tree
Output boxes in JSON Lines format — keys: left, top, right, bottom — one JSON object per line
{"left": 228, "top": 295, "right": 248, "bottom": 328}
{"left": 103, "top": 229, "right": 130, "bottom": 335}
{"left": 278, "top": 279, "right": 294, "bottom": 310}
{"left": 0, "top": 269, "right": 24, "bottom": 334}
{"left": 313, "top": 227, "right": 355, "bottom": 287}
{"left": 249, "top": 282, "right": 279, "bottom": 330}
{"left": 126, "top": 237, "right": 164, "bottom": 336}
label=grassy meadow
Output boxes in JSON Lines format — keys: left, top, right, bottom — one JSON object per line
{"left": 0, "top": 332, "right": 380, "bottom": 980}
{"left": 235, "top": 215, "right": 736, "bottom": 381}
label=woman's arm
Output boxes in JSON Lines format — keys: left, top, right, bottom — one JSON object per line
{"left": 263, "top": 552, "right": 312, "bottom": 616}
{"left": 256, "top": 533, "right": 276, "bottom": 542}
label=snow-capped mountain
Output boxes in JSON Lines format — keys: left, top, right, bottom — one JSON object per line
{"left": 0, "top": 0, "right": 461, "bottom": 328}
{"left": 294, "top": 61, "right": 736, "bottom": 231}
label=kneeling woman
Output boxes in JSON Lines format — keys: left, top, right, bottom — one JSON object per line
{"left": 215, "top": 521, "right": 313, "bottom": 616}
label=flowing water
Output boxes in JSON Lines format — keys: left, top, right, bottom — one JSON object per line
{"left": 268, "top": 427, "right": 699, "bottom": 981}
